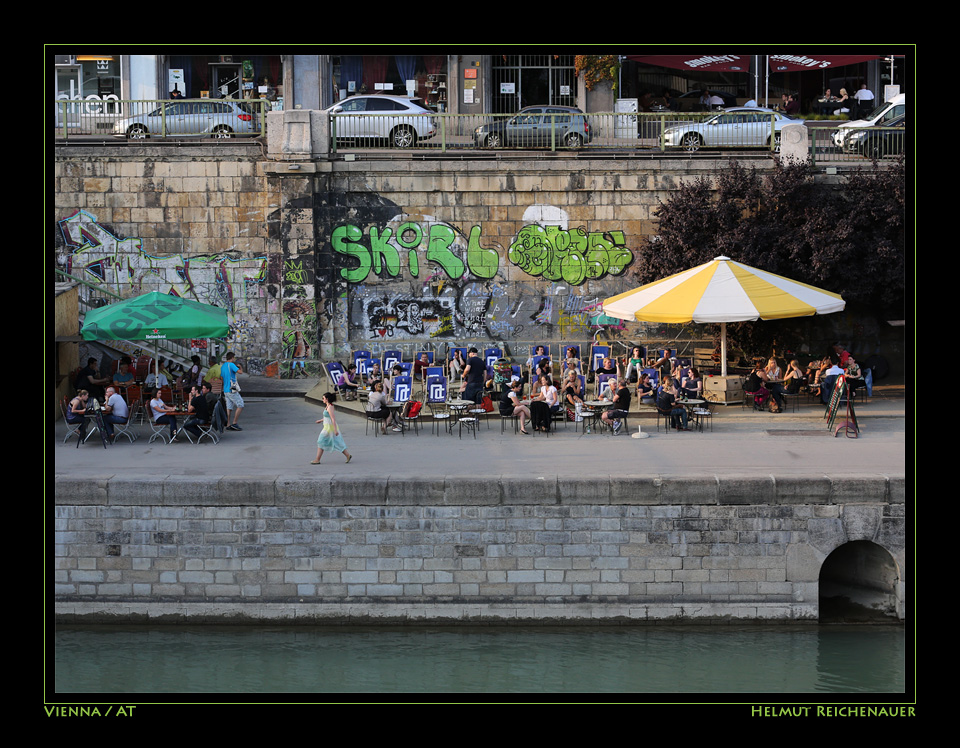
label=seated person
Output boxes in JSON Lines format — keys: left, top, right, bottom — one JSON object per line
{"left": 413, "top": 353, "right": 431, "bottom": 380}
{"left": 365, "top": 380, "right": 394, "bottom": 433}
{"left": 112, "top": 359, "right": 135, "bottom": 387}
{"left": 148, "top": 387, "right": 179, "bottom": 440}
{"left": 183, "top": 383, "right": 213, "bottom": 439}
{"left": 449, "top": 350, "right": 466, "bottom": 381}
{"left": 783, "top": 359, "right": 806, "bottom": 394}
{"left": 530, "top": 374, "right": 560, "bottom": 432}
{"left": 637, "top": 373, "right": 656, "bottom": 403}
{"left": 101, "top": 386, "right": 129, "bottom": 440}
{"left": 365, "top": 360, "right": 383, "bottom": 387}
{"left": 66, "top": 390, "right": 91, "bottom": 438}
{"left": 500, "top": 379, "right": 531, "bottom": 435}
{"left": 624, "top": 347, "right": 645, "bottom": 383}
{"left": 598, "top": 375, "right": 619, "bottom": 401}
{"left": 561, "top": 370, "right": 584, "bottom": 412}
{"left": 845, "top": 357, "right": 866, "bottom": 394}
{"left": 601, "top": 380, "right": 631, "bottom": 434}
{"left": 657, "top": 376, "right": 690, "bottom": 431}
{"left": 681, "top": 367, "right": 703, "bottom": 399}
{"left": 341, "top": 364, "right": 361, "bottom": 399}
{"left": 145, "top": 368, "right": 169, "bottom": 389}
{"left": 595, "top": 357, "right": 619, "bottom": 395}
{"left": 74, "top": 357, "right": 109, "bottom": 402}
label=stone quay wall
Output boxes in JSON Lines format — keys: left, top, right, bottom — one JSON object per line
{"left": 55, "top": 145, "right": 801, "bottom": 374}
{"left": 54, "top": 474, "right": 905, "bottom": 624}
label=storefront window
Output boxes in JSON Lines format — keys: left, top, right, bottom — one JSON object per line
{"left": 332, "top": 55, "right": 447, "bottom": 108}
{"left": 54, "top": 56, "right": 121, "bottom": 121}
{"left": 492, "top": 55, "right": 577, "bottom": 113}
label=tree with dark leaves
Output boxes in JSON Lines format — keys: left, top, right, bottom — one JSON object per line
{"left": 634, "top": 159, "right": 905, "bottom": 360}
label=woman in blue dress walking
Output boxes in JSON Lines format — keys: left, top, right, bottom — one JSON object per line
{"left": 312, "top": 392, "right": 352, "bottom": 465}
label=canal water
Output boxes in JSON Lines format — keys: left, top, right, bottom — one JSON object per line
{"left": 54, "top": 624, "right": 906, "bottom": 695}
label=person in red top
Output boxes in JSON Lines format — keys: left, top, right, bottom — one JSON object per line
{"left": 832, "top": 343, "right": 851, "bottom": 368}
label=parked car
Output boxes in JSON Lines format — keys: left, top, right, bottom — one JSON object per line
{"left": 660, "top": 107, "right": 803, "bottom": 152}
{"left": 326, "top": 94, "right": 436, "bottom": 148}
{"left": 843, "top": 113, "right": 906, "bottom": 159}
{"left": 832, "top": 93, "right": 906, "bottom": 149}
{"left": 113, "top": 100, "right": 260, "bottom": 139}
{"left": 474, "top": 106, "right": 591, "bottom": 148}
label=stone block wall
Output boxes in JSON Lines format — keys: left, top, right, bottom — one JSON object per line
{"left": 53, "top": 475, "right": 905, "bottom": 624}
{"left": 56, "top": 146, "right": 884, "bottom": 377}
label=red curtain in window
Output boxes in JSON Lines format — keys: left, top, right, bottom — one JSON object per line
{"left": 363, "top": 56, "right": 389, "bottom": 92}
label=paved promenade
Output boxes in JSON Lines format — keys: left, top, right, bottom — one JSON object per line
{"left": 52, "top": 378, "right": 907, "bottom": 484}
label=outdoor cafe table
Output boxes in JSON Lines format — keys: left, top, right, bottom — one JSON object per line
{"left": 581, "top": 400, "right": 612, "bottom": 434}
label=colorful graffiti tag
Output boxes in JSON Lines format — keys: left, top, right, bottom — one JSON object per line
{"left": 331, "top": 217, "right": 633, "bottom": 286}
{"left": 507, "top": 225, "right": 632, "bottom": 285}
{"left": 58, "top": 210, "right": 267, "bottom": 315}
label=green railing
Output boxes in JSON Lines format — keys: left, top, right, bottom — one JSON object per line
{"left": 329, "top": 110, "right": 794, "bottom": 153}
{"left": 54, "top": 98, "right": 269, "bottom": 140}
{"left": 809, "top": 123, "right": 905, "bottom": 165}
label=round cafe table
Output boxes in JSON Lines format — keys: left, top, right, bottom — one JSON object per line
{"left": 581, "top": 400, "right": 611, "bottom": 434}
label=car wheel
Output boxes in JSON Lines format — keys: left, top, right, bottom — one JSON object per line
{"left": 126, "top": 124, "right": 149, "bottom": 140}
{"left": 212, "top": 125, "right": 234, "bottom": 139}
{"left": 564, "top": 132, "right": 584, "bottom": 148}
{"left": 680, "top": 133, "right": 702, "bottom": 152}
{"left": 391, "top": 126, "right": 416, "bottom": 148}
{"left": 486, "top": 132, "right": 502, "bottom": 148}
{"left": 770, "top": 133, "right": 782, "bottom": 153}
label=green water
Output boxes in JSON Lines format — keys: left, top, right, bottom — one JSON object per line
{"left": 53, "top": 624, "right": 907, "bottom": 696}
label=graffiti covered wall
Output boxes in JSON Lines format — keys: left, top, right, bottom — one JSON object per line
{"left": 55, "top": 151, "right": 717, "bottom": 374}
{"left": 324, "top": 204, "right": 639, "bottom": 358}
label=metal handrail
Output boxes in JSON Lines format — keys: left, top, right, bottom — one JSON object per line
{"left": 54, "top": 98, "right": 269, "bottom": 140}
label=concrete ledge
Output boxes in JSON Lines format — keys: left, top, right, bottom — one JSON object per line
{"left": 54, "top": 473, "right": 906, "bottom": 506}
{"left": 55, "top": 600, "right": 821, "bottom": 625}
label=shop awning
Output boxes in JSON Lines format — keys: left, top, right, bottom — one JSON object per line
{"left": 625, "top": 55, "right": 750, "bottom": 71}
{"left": 626, "top": 54, "right": 894, "bottom": 72}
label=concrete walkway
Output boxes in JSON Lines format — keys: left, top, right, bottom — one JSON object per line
{"left": 53, "top": 377, "right": 907, "bottom": 484}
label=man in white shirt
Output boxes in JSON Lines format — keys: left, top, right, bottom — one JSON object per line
{"left": 854, "top": 84, "right": 875, "bottom": 103}
{"left": 144, "top": 370, "right": 169, "bottom": 388}
{"left": 102, "top": 386, "right": 129, "bottom": 440}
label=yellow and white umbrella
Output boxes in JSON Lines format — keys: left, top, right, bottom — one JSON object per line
{"left": 603, "top": 256, "right": 845, "bottom": 375}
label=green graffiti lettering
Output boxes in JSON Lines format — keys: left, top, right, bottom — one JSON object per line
{"left": 331, "top": 224, "right": 370, "bottom": 283}
{"left": 466, "top": 225, "right": 498, "bottom": 279}
{"left": 508, "top": 225, "right": 633, "bottom": 285}
{"left": 605, "top": 231, "right": 633, "bottom": 275}
{"left": 395, "top": 221, "right": 423, "bottom": 249}
{"left": 369, "top": 227, "right": 401, "bottom": 277}
{"left": 426, "top": 224, "right": 465, "bottom": 279}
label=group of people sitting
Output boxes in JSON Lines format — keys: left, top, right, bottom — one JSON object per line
{"left": 67, "top": 351, "right": 243, "bottom": 443}
{"left": 743, "top": 343, "right": 867, "bottom": 412}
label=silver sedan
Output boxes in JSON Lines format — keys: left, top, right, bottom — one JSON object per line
{"left": 661, "top": 107, "right": 803, "bottom": 152}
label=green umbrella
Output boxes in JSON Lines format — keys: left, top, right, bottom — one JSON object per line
{"left": 81, "top": 292, "right": 230, "bottom": 384}
{"left": 81, "top": 292, "right": 230, "bottom": 342}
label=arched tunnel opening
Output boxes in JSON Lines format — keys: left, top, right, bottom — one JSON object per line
{"left": 819, "top": 540, "right": 901, "bottom": 623}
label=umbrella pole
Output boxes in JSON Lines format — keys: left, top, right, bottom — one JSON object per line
{"left": 721, "top": 322, "right": 727, "bottom": 378}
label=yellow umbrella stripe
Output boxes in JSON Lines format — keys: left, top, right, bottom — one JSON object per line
{"left": 631, "top": 262, "right": 720, "bottom": 323}
{"left": 728, "top": 262, "right": 817, "bottom": 319}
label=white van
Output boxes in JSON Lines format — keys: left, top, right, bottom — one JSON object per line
{"left": 833, "top": 93, "right": 906, "bottom": 148}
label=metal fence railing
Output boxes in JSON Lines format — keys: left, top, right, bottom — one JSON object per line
{"left": 54, "top": 99, "right": 268, "bottom": 140}
{"left": 809, "top": 123, "right": 906, "bottom": 165}
{"left": 329, "top": 111, "right": 795, "bottom": 153}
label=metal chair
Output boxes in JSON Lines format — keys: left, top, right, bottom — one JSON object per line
{"left": 111, "top": 402, "right": 140, "bottom": 443}
{"left": 458, "top": 415, "right": 479, "bottom": 439}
